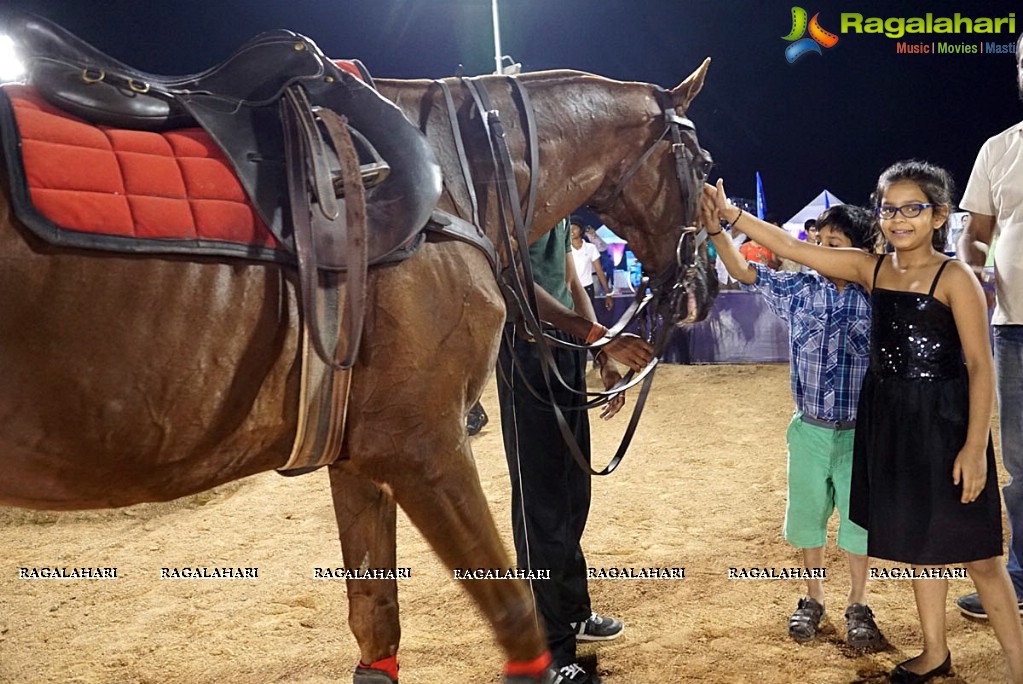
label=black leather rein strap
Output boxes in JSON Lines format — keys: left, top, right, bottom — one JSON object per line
{"left": 432, "top": 79, "right": 482, "bottom": 231}
{"left": 464, "top": 77, "right": 640, "bottom": 391}
{"left": 462, "top": 76, "right": 661, "bottom": 476}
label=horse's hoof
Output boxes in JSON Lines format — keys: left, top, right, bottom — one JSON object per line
{"left": 466, "top": 401, "right": 489, "bottom": 436}
{"left": 353, "top": 666, "right": 398, "bottom": 684}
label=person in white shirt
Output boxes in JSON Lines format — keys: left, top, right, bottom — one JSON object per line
{"left": 955, "top": 31, "right": 1023, "bottom": 623}
{"left": 583, "top": 225, "right": 614, "bottom": 282}
{"left": 569, "top": 218, "right": 613, "bottom": 310}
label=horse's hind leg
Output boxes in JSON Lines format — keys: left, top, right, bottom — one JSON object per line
{"left": 327, "top": 463, "right": 402, "bottom": 682}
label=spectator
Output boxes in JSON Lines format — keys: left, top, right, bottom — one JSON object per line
{"left": 570, "top": 218, "right": 614, "bottom": 310}
{"left": 705, "top": 202, "right": 882, "bottom": 652}
{"left": 955, "top": 30, "right": 1023, "bottom": 623}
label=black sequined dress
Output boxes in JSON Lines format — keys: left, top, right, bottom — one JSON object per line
{"left": 849, "top": 256, "right": 1001, "bottom": 564}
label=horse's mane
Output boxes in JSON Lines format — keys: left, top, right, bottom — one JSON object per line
{"left": 378, "top": 69, "right": 651, "bottom": 96}
{"left": 376, "top": 69, "right": 660, "bottom": 151}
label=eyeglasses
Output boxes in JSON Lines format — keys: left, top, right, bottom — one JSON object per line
{"left": 875, "top": 203, "right": 935, "bottom": 219}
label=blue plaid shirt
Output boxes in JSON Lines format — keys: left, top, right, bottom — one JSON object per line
{"left": 743, "top": 264, "right": 871, "bottom": 421}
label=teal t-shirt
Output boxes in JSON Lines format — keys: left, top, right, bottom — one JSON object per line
{"left": 528, "top": 218, "right": 574, "bottom": 310}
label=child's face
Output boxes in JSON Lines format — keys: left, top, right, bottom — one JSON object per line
{"left": 817, "top": 226, "right": 852, "bottom": 249}
{"left": 877, "top": 180, "right": 947, "bottom": 250}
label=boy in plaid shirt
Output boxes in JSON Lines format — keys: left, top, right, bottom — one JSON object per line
{"left": 705, "top": 203, "right": 883, "bottom": 650}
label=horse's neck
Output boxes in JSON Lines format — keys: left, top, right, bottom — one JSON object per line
{"left": 378, "top": 75, "right": 632, "bottom": 244}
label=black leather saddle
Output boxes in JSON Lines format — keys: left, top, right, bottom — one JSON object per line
{"left": 2, "top": 10, "right": 451, "bottom": 369}
{"left": 1, "top": 10, "right": 442, "bottom": 271}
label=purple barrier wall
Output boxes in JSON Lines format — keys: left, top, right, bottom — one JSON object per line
{"left": 593, "top": 291, "right": 789, "bottom": 365}
{"left": 685, "top": 291, "right": 789, "bottom": 364}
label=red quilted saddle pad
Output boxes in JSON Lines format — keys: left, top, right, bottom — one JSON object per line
{"left": 2, "top": 83, "right": 279, "bottom": 250}
{"left": 2, "top": 57, "right": 373, "bottom": 261}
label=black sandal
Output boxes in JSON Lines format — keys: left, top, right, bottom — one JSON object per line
{"left": 788, "top": 597, "right": 825, "bottom": 643}
{"left": 844, "top": 603, "right": 884, "bottom": 651}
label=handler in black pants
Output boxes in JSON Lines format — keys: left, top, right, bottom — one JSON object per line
{"left": 496, "top": 218, "right": 653, "bottom": 684}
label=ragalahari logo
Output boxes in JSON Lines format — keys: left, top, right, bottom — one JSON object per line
{"left": 783, "top": 7, "right": 839, "bottom": 63}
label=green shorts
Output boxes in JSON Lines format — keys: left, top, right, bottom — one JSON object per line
{"left": 784, "top": 412, "right": 867, "bottom": 555}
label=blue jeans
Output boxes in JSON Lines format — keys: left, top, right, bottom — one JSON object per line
{"left": 996, "top": 325, "right": 1023, "bottom": 597}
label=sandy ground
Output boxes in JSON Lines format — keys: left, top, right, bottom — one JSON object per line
{"left": 0, "top": 363, "right": 1011, "bottom": 683}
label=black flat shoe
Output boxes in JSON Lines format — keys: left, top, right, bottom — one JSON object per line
{"left": 889, "top": 651, "right": 952, "bottom": 684}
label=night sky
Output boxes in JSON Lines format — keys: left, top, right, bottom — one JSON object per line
{"left": 2, "top": 0, "right": 1020, "bottom": 221}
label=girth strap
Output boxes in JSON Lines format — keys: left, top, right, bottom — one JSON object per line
{"left": 423, "top": 210, "right": 499, "bottom": 274}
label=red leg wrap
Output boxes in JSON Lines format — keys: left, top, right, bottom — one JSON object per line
{"left": 359, "top": 655, "right": 399, "bottom": 681}
{"left": 503, "top": 651, "right": 553, "bottom": 678}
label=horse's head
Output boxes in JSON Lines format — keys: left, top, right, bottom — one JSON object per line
{"left": 586, "top": 59, "right": 717, "bottom": 325}
{"left": 376, "top": 66, "right": 718, "bottom": 326}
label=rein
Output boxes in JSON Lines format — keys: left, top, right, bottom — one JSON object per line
{"left": 437, "top": 75, "right": 709, "bottom": 476}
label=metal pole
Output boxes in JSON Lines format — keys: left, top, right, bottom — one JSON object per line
{"left": 492, "top": 0, "right": 503, "bottom": 74}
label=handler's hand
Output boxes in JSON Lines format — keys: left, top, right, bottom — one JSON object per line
{"left": 596, "top": 355, "right": 625, "bottom": 420}
{"left": 952, "top": 445, "right": 987, "bottom": 504}
{"left": 602, "top": 333, "right": 654, "bottom": 372}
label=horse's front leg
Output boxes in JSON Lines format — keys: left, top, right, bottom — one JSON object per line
{"left": 372, "top": 437, "right": 552, "bottom": 682}
{"left": 327, "top": 462, "right": 402, "bottom": 683}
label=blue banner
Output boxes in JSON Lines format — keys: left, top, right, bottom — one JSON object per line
{"left": 756, "top": 172, "right": 767, "bottom": 220}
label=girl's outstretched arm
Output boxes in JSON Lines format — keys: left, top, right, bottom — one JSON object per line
{"left": 703, "top": 180, "right": 877, "bottom": 288}
{"left": 944, "top": 260, "right": 996, "bottom": 503}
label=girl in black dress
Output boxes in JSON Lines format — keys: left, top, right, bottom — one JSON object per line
{"left": 702, "top": 161, "right": 1023, "bottom": 683}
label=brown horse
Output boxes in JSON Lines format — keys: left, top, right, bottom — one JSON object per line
{"left": 0, "top": 62, "right": 714, "bottom": 682}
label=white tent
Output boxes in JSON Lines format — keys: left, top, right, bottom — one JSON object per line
{"left": 595, "top": 225, "right": 626, "bottom": 244}
{"left": 782, "top": 189, "right": 845, "bottom": 237}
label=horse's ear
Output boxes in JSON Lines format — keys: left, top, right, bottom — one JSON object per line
{"left": 670, "top": 57, "right": 711, "bottom": 112}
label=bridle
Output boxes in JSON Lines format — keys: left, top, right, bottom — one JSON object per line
{"left": 437, "top": 74, "right": 711, "bottom": 475}
{"left": 592, "top": 86, "right": 713, "bottom": 328}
